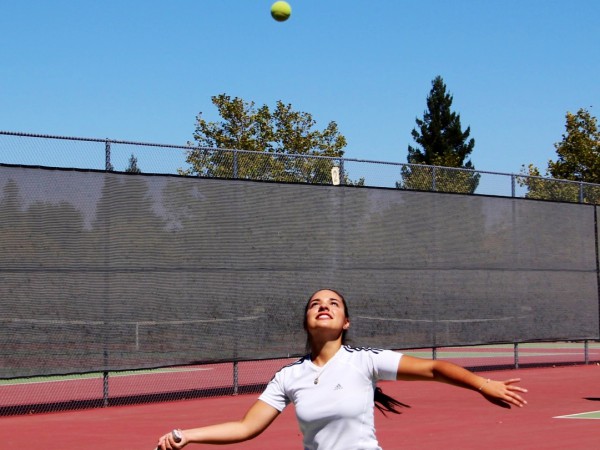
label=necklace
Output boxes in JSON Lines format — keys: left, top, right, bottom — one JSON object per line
{"left": 312, "top": 360, "right": 330, "bottom": 385}
{"left": 314, "top": 368, "right": 325, "bottom": 384}
{"left": 311, "top": 347, "right": 341, "bottom": 384}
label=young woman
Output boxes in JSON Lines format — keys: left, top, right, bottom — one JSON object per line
{"left": 156, "top": 289, "right": 527, "bottom": 449}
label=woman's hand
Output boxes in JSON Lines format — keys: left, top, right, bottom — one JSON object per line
{"left": 479, "top": 378, "right": 528, "bottom": 408}
{"left": 156, "top": 429, "right": 187, "bottom": 450}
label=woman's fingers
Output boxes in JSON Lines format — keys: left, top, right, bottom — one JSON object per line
{"left": 501, "top": 379, "right": 528, "bottom": 407}
{"left": 155, "top": 434, "right": 169, "bottom": 450}
{"left": 506, "top": 390, "right": 527, "bottom": 407}
{"left": 481, "top": 378, "right": 528, "bottom": 408}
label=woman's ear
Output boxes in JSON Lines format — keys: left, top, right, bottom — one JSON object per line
{"left": 343, "top": 320, "right": 350, "bottom": 330}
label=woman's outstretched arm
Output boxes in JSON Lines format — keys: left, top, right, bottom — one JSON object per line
{"left": 396, "top": 355, "right": 528, "bottom": 408}
{"left": 156, "top": 400, "right": 280, "bottom": 449}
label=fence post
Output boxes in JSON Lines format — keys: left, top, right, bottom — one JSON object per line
{"left": 579, "top": 182, "right": 584, "bottom": 203}
{"left": 233, "top": 150, "right": 238, "bottom": 179}
{"left": 339, "top": 158, "right": 345, "bottom": 185}
{"left": 103, "top": 371, "right": 109, "bottom": 407}
{"left": 584, "top": 340, "right": 589, "bottom": 364}
{"left": 511, "top": 174, "right": 516, "bottom": 197}
{"left": 105, "top": 140, "right": 112, "bottom": 171}
{"left": 514, "top": 343, "right": 519, "bottom": 369}
{"left": 432, "top": 166, "right": 437, "bottom": 191}
{"left": 233, "top": 361, "right": 239, "bottom": 395}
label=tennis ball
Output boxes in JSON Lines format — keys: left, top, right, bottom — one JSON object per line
{"left": 271, "top": 1, "right": 291, "bottom": 22}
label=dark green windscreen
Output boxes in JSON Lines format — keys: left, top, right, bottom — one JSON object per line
{"left": 1, "top": 165, "right": 598, "bottom": 378}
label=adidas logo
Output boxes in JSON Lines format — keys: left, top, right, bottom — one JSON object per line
{"left": 334, "top": 383, "right": 343, "bottom": 391}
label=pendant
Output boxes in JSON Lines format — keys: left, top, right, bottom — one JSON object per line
{"left": 314, "top": 378, "right": 319, "bottom": 385}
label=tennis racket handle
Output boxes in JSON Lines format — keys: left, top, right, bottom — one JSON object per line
{"left": 172, "top": 429, "right": 183, "bottom": 443}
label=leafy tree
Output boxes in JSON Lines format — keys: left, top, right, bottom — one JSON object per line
{"left": 180, "top": 94, "right": 355, "bottom": 184}
{"left": 518, "top": 108, "right": 600, "bottom": 203}
{"left": 398, "top": 76, "right": 480, "bottom": 193}
{"left": 126, "top": 154, "right": 141, "bottom": 173}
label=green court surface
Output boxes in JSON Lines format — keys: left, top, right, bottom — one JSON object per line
{"left": 404, "top": 342, "right": 600, "bottom": 359}
{"left": 0, "top": 366, "right": 211, "bottom": 386}
{"left": 554, "top": 410, "right": 600, "bottom": 419}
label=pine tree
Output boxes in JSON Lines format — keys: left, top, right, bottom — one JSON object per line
{"left": 126, "top": 154, "right": 141, "bottom": 173}
{"left": 399, "top": 76, "right": 479, "bottom": 193}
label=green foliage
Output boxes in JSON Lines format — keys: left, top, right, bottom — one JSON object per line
{"left": 125, "top": 154, "right": 141, "bottom": 173}
{"left": 396, "top": 165, "right": 479, "bottom": 194}
{"left": 549, "top": 108, "right": 600, "bottom": 182}
{"left": 180, "top": 94, "right": 352, "bottom": 184}
{"left": 344, "top": 176, "right": 365, "bottom": 187}
{"left": 519, "top": 108, "right": 600, "bottom": 203}
{"left": 398, "top": 76, "right": 480, "bottom": 193}
{"left": 517, "top": 164, "right": 584, "bottom": 203}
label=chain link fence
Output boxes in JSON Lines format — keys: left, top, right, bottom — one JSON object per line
{"left": 1, "top": 130, "right": 599, "bottom": 416}
{"left": 2, "top": 130, "right": 600, "bottom": 203}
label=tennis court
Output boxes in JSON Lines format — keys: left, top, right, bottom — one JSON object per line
{"left": 2, "top": 342, "right": 598, "bottom": 416}
{"left": 2, "top": 363, "right": 598, "bottom": 449}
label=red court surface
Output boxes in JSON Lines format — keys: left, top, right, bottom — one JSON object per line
{"left": 2, "top": 364, "right": 598, "bottom": 449}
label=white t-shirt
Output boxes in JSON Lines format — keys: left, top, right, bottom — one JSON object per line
{"left": 258, "top": 345, "right": 403, "bottom": 450}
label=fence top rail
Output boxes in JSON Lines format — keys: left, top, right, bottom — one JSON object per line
{"left": 3, "top": 129, "right": 600, "bottom": 188}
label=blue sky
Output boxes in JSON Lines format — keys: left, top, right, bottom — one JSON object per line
{"left": 1, "top": 0, "right": 598, "bottom": 175}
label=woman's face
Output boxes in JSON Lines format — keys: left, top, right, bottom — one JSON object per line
{"left": 304, "top": 289, "right": 350, "bottom": 337}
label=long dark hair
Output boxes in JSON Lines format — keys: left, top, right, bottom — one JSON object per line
{"left": 303, "top": 289, "right": 410, "bottom": 415}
